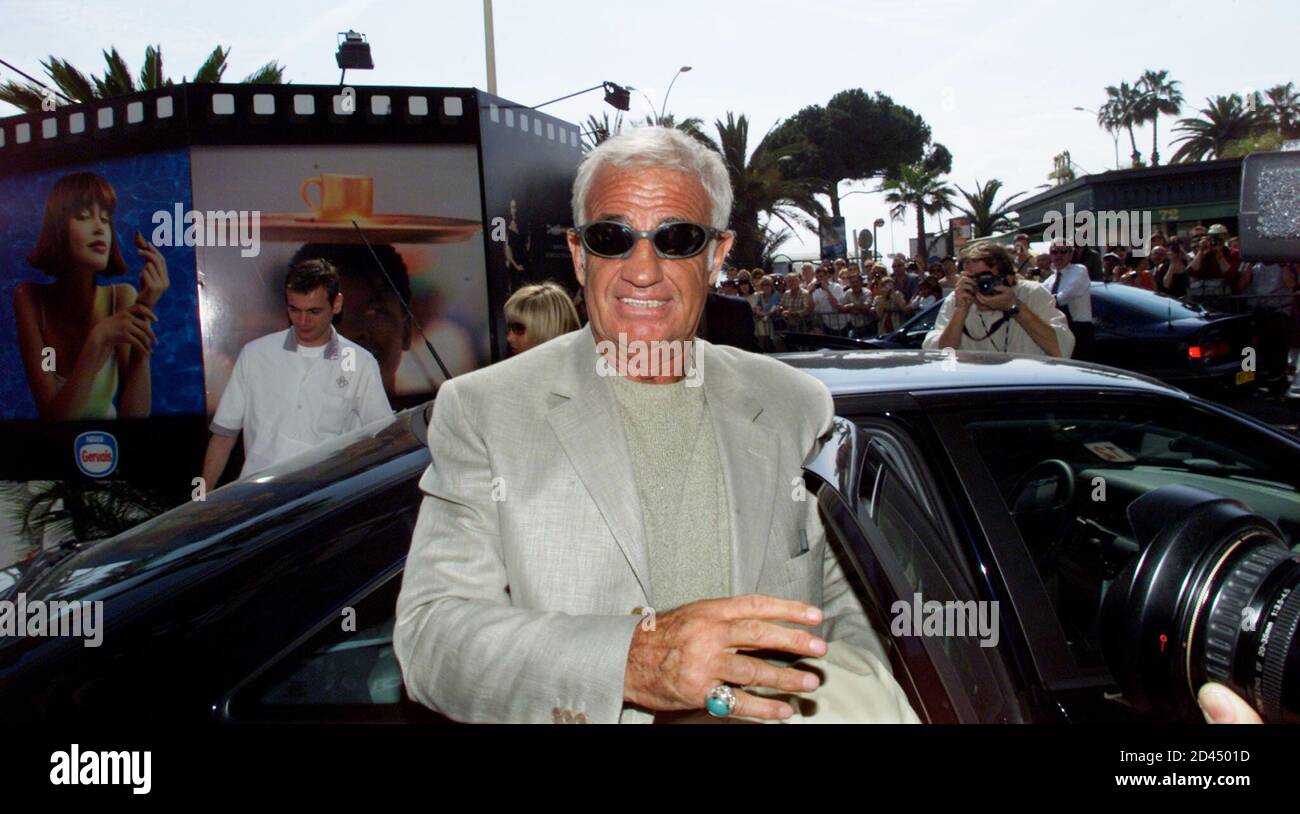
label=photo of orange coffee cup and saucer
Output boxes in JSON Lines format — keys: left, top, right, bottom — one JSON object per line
{"left": 260, "top": 173, "right": 482, "bottom": 244}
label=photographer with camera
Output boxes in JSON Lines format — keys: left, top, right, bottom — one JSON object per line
{"left": 923, "top": 242, "right": 1074, "bottom": 358}
{"left": 1186, "top": 224, "right": 1234, "bottom": 306}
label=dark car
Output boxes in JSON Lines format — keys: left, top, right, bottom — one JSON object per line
{"left": 836, "top": 283, "right": 1284, "bottom": 396}
{"left": 3, "top": 351, "right": 1299, "bottom": 723}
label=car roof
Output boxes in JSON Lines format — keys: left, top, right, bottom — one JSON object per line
{"left": 776, "top": 349, "right": 1189, "bottom": 400}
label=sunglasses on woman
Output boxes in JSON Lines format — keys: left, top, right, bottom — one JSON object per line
{"left": 571, "top": 220, "right": 724, "bottom": 259}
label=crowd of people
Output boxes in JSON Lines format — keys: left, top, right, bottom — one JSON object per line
{"left": 501, "top": 220, "right": 1299, "bottom": 369}
{"left": 706, "top": 223, "right": 1299, "bottom": 361}
{"left": 1006, "top": 225, "right": 1297, "bottom": 321}
{"left": 713, "top": 256, "right": 953, "bottom": 351}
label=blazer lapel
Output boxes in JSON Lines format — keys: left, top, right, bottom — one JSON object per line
{"left": 544, "top": 328, "right": 779, "bottom": 604}
{"left": 697, "top": 339, "right": 778, "bottom": 596}
{"left": 545, "top": 327, "right": 653, "bottom": 602}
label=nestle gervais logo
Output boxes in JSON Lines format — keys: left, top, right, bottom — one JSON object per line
{"left": 74, "top": 432, "right": 118, "bottom": 478}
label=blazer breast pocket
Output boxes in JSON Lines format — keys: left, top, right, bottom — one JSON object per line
{"left": 780, "top": 548, "right": 822, "bottom": 600}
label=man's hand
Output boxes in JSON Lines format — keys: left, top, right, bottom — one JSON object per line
{"left": 624, "top": 594, "right": 827, "bottom": 721}
{"left": 1198, "top": 683, "right": 1263, "bottom": 724}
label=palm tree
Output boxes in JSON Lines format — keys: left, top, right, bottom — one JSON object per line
{"left": 758, "top": 224, "right": 794, "bottom": 268}
{"left": 581, "top": 110, "right": 623, "bottom": 150}
{"left": 1102, "top": 82, "right": 1145, "bottom": 166}
{"left": 0, "top": 479, "right": 169, "bottom": 547}
{"left": 0, "top": 45, "right": 284, "bottom": 112}
{"left": 1169, "top": 95, "right": 1260, "bottom": 163}
{"left": 582, "top": 110, "right": 709, "bottom": 151}
{"left": 1095, "top": 98, "right": 1125, "bottom": 169}
{"left": 953, "top": 179, "right": 1027, "bottom": 238}
{"left": 711, "top": 112, "right": 826, "bottom": 268}
{"left": 1136, "top": 69, "right": 1183, "bottom": 166}
{"left": 880, "top": 162, "right": 954, "bottom": 257}
{"left": 1262, "top": 82, "right": 1300, "bottom": 138}
{"left": 640, "top": 112, "right": 712, "bottom": 146}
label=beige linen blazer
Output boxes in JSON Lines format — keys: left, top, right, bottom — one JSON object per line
{"left": 394, "top": 324, "right": 887, "bottom": 723}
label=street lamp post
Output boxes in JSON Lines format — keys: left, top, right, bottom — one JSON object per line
{"left": 630, "top": 87, "right": 657, "bottom": 117}
{"left": 483, "top": 0, "right": 497, "bottom": 94}
{"left": 1073, "top": 105, "right": 1120, "bottom": 171}
{"left": 873, "top": 218, "right": 885, "bottom": 262}
{"left": 659, "top": 66, "right": 692, "bottom": 122}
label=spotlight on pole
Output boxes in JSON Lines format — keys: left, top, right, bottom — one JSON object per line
{"left": 532, "top": 81, "right": 631, "bottom": 111}
{"left": 336, "top": 30, "right": 374, "bottom": 85}
{"left": 602, "top": 81, "right": 631, "bottom": 111}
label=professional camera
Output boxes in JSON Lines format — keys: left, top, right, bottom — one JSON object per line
{"left": 1099, "top": 485, "right": 1300, "bottom": 723}
{"left": 975, "top": 271, "right": 1009, "bottom": 296}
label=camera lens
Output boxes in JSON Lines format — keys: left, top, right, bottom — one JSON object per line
{"left": 1100, "top": 485, "right": 1300, "bottom": 723}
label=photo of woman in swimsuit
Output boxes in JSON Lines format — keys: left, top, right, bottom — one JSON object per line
{"left": 12, "top": 172, "right": 169, "bottom": 420}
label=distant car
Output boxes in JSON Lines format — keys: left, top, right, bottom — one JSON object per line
{"left": 791, "top": 283, "right": 1284, "bottom": 396}
{"left": 4, "top": 351, "right": 1299, "bottom": 723}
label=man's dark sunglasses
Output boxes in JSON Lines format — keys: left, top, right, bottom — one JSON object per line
{"left": 572, "top": 220, "right": 724, "bottom": 259}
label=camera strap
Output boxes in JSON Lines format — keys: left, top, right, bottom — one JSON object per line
{"left": 963, "top": 311, "right": 1015, "bottom": 343}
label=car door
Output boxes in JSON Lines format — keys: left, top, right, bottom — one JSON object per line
{"left": 803, "top": 414, "right": 1027, "bottom": 723}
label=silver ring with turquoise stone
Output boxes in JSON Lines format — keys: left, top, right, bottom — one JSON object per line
{"left": 705, "top": 684, "right": 737, "bottom": 718}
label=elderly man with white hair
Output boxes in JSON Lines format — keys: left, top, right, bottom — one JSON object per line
{"left": 394, "top": 126, "right": 912, "bottom": 724}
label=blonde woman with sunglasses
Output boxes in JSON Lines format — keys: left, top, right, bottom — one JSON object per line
{"left": 503, "top": 282, "right": 581, "bottom": 355}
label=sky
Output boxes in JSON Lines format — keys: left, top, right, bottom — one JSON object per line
{"left": 2, "top": 0, "right": 1296, "bottom": 258}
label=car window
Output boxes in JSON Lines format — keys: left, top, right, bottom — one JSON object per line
{"left": 840, "top": 422, "right": 1019, "bottom": 722}
{"left": 901, "top": 302, "right": 940, "bottom": 336}
{"left": 1092, "top": 283, "right": 1203, "bottom": 322}
{"left": 960, "top": 402, "right": 1300, "bottom": 670}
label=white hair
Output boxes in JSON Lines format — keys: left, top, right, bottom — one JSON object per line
{"left": 571, "top": 126, "right": 733, "bottom": 231}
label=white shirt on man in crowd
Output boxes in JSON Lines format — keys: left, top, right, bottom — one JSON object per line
{"left": 810, "top": 276, "right": 847, "bottom": 331}
{"left": 1042, "top": 262, "right": 1092, "bottom": 323}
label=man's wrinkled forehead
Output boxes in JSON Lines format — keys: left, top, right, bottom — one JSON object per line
{"left": 584, "top": 165, "right": 711, "bottom": 225}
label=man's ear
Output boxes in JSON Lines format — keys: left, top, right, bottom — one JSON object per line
{"left": 332, "top": 291, "right": 344, "bottom": 315}
{"left": 566, "top": 229, "right": 587, "bottom": 288}
{"left": 708, "top": 231, "right": 735, "bottom": 288}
